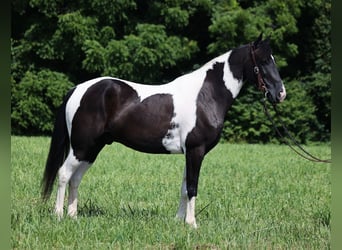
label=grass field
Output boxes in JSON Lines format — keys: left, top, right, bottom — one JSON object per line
{"left": 11, "top": 136, "right": 331, "bottom": 249}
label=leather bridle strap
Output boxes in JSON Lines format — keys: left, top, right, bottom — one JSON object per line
{"left": 250, "top": 43, "right": 267, "bottom": 92}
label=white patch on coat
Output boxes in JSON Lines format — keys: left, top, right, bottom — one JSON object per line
{"left": 65, "top": 51, "right": 244, "bottom": 153}
{"left": 55, "top": 148, "right": 88, "bottom": 218}
{"left": 162, "top": 125, "right": 182, "bottom": 153}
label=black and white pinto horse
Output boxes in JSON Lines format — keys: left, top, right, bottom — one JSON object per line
{"left": 42, "top": 35, "right": 286, "bottom": 228}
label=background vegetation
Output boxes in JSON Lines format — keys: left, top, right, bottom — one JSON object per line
{"left": 11, "top": 0, "right": 331, "bottom": 143}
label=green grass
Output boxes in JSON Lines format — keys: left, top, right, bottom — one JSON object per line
{"left": 11, "top": 136, "right": 331, "bottom": 249}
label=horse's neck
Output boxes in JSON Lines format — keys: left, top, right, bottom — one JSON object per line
{"left": 187, "top": 52, "right": 241, "bottom": 123}
{"left": 191, "top": 51, "right": 243, "bottom": 99}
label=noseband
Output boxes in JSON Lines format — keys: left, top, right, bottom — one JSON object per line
{"left": 249, "top": 43, "right": 267, "bottom": 94}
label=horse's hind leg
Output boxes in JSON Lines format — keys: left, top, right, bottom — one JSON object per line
{"left": 55, "top": 151, "right": 84, "bottom": 219}
{"left": 176, "top": 167, "right": 187, "bottom": 220}
{"left": 67, "top": 162, "right": 92, "bottom": 218}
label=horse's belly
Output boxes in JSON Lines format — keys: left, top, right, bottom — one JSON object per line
{"left": 162, "top": 136, "right": 182, "bottom": 153}
{"left": 161, "top": 127, "right": 183, "bottom": 153}
{"left": 116, "top": 135, "right": 182, "bottom": 154}
{"left": 113, "top": 123, "right": 183, "bottom": 154}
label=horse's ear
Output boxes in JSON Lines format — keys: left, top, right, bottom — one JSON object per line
{"left": 254, "top": 33, "right": 263, "bottom": 47}
{"left": 264, "top": 36, "right": 270, "bottom": 44}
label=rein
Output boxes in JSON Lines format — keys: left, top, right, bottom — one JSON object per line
{"left": 249, "top": 44, "right": 331, "bottom": 164}
{"left": 262, "top": 100, "right": 331, "bottom": 163}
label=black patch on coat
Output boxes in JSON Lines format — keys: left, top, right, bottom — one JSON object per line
{"left": 71, "top": 79, "right": 174, "bottom": 162}
{"left": 186, "top": 62, "right": 234, "bottom": 153}
{"left": 184, "top": 62, "right": 234, "bottom": 199}
{"left": 228, "top": 45, "right": 248, "bottom": 81}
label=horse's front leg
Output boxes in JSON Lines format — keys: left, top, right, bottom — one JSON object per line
{"left": 175, "top": 168, "right": 198, "bottom": 228}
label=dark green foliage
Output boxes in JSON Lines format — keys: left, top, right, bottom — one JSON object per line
{"left": 221, "top": 79, "right": 316, "bottom": 144}
{"left": 11, "top": 70, "right": 74, "bottom": 135}
{"left": 11, "top": 0, "right": 330, "bottom": 143}
{"left": 303, "top": 73, "right": 331, "bottom": 142}
{"left": 84, "top": 23, "right": 199, "bottom": 83}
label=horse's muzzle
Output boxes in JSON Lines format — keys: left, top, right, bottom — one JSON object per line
{"left": 277, "top": 88, "right": 286, "bottom": 103}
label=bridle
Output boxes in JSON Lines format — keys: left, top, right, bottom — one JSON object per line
{"left": 249, "top": 43, "right": 267, "bottom": 93}
{"left": 249, "top": 43, "right": 331, "bottom": 163}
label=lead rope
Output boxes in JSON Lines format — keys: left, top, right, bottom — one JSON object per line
{"left": 262, "top": 98, "right": 331, "bottom": 163}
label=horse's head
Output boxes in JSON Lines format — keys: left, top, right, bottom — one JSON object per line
{"left": 245, "top": 34, "right": 286, "bottom": 104}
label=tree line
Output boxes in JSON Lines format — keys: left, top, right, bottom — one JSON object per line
{"left": 11, "top": 0, "right": 331, "bottom": 143}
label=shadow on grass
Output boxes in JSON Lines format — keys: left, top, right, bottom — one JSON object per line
{"left": 120, "top": 203, "right": 161, "bottom": 219}
{"left": 78, "top": 199, "right": 163, "bottom": 219}
{"left": 78, "top": 199, "right": 106, "bottom": 217}
{"left": 78, "top": 199, "right": 212, "bottom": 220}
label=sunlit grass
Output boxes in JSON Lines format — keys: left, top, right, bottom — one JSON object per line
{"left": 11, "top": 136, "right": 331, "bottom": 249}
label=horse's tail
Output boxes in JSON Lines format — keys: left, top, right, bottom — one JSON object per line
{"left": 41, "top": 88, "right": 75, "bottom": 201}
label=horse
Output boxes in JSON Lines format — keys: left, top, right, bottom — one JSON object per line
{"left": 42, "top": 34, "right": 286, "bottom": 228}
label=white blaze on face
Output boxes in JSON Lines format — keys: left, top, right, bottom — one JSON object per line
{"left": 270, "top": 55, "right": 286, "bottom": 102}
{"left": 279, "top": 84, "right": 286, "bottom": 102}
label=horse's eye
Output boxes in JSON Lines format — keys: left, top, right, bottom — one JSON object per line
{"left": 262, "top": 58, "right": 271, "bottom": 65}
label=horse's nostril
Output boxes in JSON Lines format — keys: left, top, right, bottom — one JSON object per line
{"left": 278, "top": 89, "right": 286, "bottom": 102}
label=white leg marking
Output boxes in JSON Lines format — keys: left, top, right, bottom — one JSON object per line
{"left": 54, "top": 151, "right": 82, "bottom": 219}
{"left": 175, "top": 167, "right": 197, "bottom": 228}
{"left": 185, "top": 197, "right": 197, "bottom": 228}
{"left": 176, "top": 167, "right": 187, "bottom": 220}
{"left": 67, "top": 162, "right": 91, "bottom": 218}
{"left": 55, "top": 164, "right": 70, "bottom": 219}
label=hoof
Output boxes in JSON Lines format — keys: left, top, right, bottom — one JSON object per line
{"left": 175, "top": 213, "right": 185, "bottom": 222}
{"left": 186, "top": 220, "right": 198, "bottom": 229}
{"left": 55, "top": 210, "right": 63, "bottom": 221}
